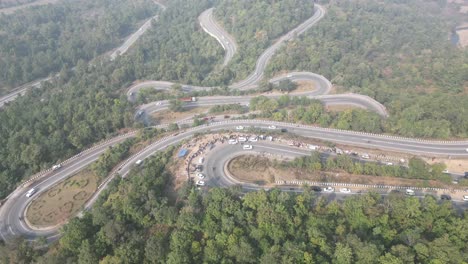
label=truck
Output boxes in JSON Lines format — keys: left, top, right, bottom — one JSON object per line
{"left": 180, "top": 97, "right": 197, "bottom": 102}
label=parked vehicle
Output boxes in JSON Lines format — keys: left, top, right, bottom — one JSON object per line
{"left": 249, "top": 136, "right": 258, "bottom": 142}
{"left": 199, "top": 157, "right": 204, "bottom": 164}
{"left": 52, "top": 164, "right": 62, "bottom": 171}
{"left": 238, "top": 137, "right": 247, "bottom": 142}
{"left": 197, "top": 173, "right": 205, "bottom": 179}
{"left": 135, "top": 160, "right": 143, "bottom": 166}
{"left": 236, "top": 126, "right": 244, "bottom": 130}
{"left": 243, "top": 145, "right": 253, "bottom": 150}
{"left": 228, "top": 139, "right": 238, "bottom": 144}
{"left": 441, "top": 194, "right": 451, "bottom": 200}
{"left": 268, "top": 125, "right": 277, "bottom": 129}
{"left": 463, "top": 195, "right": 468, "bottom": 201}
{"left": 310, "top": 186, "right": 322, "bottom": 192}
{"left": 361, "top": 153, "right": 370, "bottom": 159}
{"left": 405, "top": 189, "right": 415, "bottom": 196}
{"left": 339, "top": 188, "right": 351, "bottom": 193}
{"left": 323, "top": 187, "right": 335, "bottom": 193}
{"left": 196, "top": 180, "right": 205, "bottom": 186}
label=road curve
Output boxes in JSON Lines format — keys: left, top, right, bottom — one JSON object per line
{"left": 199, "top": 8, "right": 237, "bottom": 67}
{"left": 0, "top": 1, "right": 164, "bottom": 108}
{"left": 1, "top": 119, "right": 468, "bottom": 241}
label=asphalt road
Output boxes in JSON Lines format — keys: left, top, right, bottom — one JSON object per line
{"left": 199, "top": 8, "right": 237, "bottom": 67}
{"left": 1, "top": 2, "right": 467, "bottom": 242}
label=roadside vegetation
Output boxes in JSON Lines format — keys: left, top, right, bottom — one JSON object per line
{"left": 267, "top": 0, "right": 468, "bottom": 138}
{"left": 249, "top": 95, "right": 383, "bottom": 133}
{"left": 212, "top": 0, "right": 315, "bottom": 82}
{"left": 0, "top": 0, "right": 159, "bottom": 92}
{"left": 6, "top": 150, "right": 467, "bottom": 263}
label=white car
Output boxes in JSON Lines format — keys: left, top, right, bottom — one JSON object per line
{"left": 236, "top": 126, "right": 244, "bottom": 130}
{"left": 268, "top": 125, "right": 277, "bottom": 129}
{"left": 26, "top": 188, "right": 36, "bottom": 198}
{"left": 386, "top": 162, "right": 393, "bottom": 166}
{"left": 339, "top": 188, "right": 351, "bottom": 193}
{"left": 249, "top": 136, "right": 258, "bottom": 142}
{"left": 466, "top": 148, "right": 468, "bottom": 153}
{"left": 323, "top": 187, "right": 334, "bottom": 193}
{"left": 228, "top": 139, "right": 238, "bottom": 145}
{"left": 238, "top": 137, "right": 247, "bottom": 142}
{"left": 405, "top": 189, "right": 415, "bottom": 196}
{"left": 196, "top": 180, "right": 205, "bottom": 186}
{"left": 52, "top": 164, "right": 62, "bottom": 171}
{"left": 361, "top": 154, "right": 370, "bottom": 159}
{"left": 463, "top": 195, "right": 468, "bottom": 201}
{"left": 156, "top": 101, "right": 162, "bottom": 105}
{"left": 197, "top": 173, "right": 205, "bottom": 179}
{"left": 199, "top": 157, "right": 204, "bottom": 164}
{"left": 135, "top": 160, "right": 143, "bottom": 166}
{"left": 243, "top": 145, "right": 253, "bottom": 150}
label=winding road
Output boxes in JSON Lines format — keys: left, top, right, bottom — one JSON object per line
{"left": 1, "top": 2, "right": 467, "bottom": 243}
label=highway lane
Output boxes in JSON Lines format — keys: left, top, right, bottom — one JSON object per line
{"left": 199, "top": 8, "right": 237, "bottom": 67}
{"left": 110, "top": 15, "right": 160, "bottom": 60}
{"left": 203, "top": 142, "right": 468, "bottom": 205}
{"left": 0, "top": 77, "right": 50, "bottom": 108}
{"left": 2, "top": 119, "right": 468, "bottom": 241}
{"left": 0, "top": 2, "right": 164, "bottom": 108}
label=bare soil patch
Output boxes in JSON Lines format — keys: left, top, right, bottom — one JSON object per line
{"left": 456, "top": 29, "right": 468, "bottom": 47}
{"left": 228, "top": 155, "right": 277, "bottom": 185}
{"left": 325, "top": 104, "right": 359, "bottom": 112}
{"left": 26, "top": 169, "right": 98, "bottom": 228}
{"left": 151, "top": 107, "right": 210, "bottom": 124}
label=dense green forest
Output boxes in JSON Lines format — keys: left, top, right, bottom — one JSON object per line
{"left": 213, "top": 0, "right": 315, "bottom": 81}
{"left": 0, "top": 0, "right": 158, "bottom": 92}
{"left": 284, "top": 153, "right": 451, "bottom": 183}
{"left": 249, "top": 95, "right": 384, "bottom": 133}
{"left": 4, "top": 149, "right": 467, "bottom": 263}
{"left": 0, "top": 0, "right": 220, "bottom": 199}
{"left": 266, "top": 0, "right": 468, "bottom": 138}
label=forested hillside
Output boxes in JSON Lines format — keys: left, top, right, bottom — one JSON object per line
{"left": 0, "top": 0, "right": 221, "bottom": 199}
{"left": 6, "top": 149, "right": 467, "bottom": 263}
{"left": 213, "top": 0, "right": 315, "bottom": 81}
{"left": 0, "top": 0, "right": 158, "bottom": 92}
{"left": 267, "top": 0, "right": 468, "bottom": 138}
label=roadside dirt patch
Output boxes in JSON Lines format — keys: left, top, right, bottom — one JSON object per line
{"left": 456, "top": 29, "right": 468, "bottom": 47}
{"left": 425, "top": 157, "right": 468, "bottom": 174}
{"left": 228, "top": 155, "right": 277, "bottom": 185}
{"left": 25, "top": 169, "right": 98, "bottom": 228}
{"left": 228, "top": 155, "right": 452, "bottom": 189}
{"left": 151, "top": 107, "right": 210, "bottom": 124}
{"left": 325, "top": 104, "right": 359, "bottom": 112}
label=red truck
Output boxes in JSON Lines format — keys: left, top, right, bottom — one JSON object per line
{"left": 179, "top": 97, "right": 197, "bottom": 102}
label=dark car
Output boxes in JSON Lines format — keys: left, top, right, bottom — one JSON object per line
{"left": 280, "top": 128, "right": 288, "bottom": 133}
{"left": 440, "top": 194, "right": 451, "bottom": 201}
{"left": 464, "top": 172, "right": 468, "bottom": 178}
{"left": 310, "top": 186, "right": 322, "bottom": 192}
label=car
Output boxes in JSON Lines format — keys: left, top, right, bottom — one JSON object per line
{"left": 249, "top": 136, "right": 258, "bottom": 142}
{"left": 156, "top": 101, "right": 162, "bottom": 105}
{"left": 386, "top": 162, "right": 393, "bottom": 166}
{"left": 464, "top": 172, "right": 468, "bottom": 178}
{"left": 310, "top": 186, "right": 322, "bottom": 192}
{"left": 463, "top": 195, "right": 468, "bottom": 201}
{"left": 52, "top": 164, "right": 62, "bottom": 171}
{"left": 196, "top": 173, "right": 205, "bottom": 179}
{"left": 268, "top": 125, "right": 277, "bottom": 129}
{"left": 196, "top": 180, "right": 205, "bottom": 186}
{"left": 440, "top": 194, "right": 451, "bottom": 200}
{"left": 405, "top": 189, "right": 415, "bottom": 196}
{"left": 236, "top": 126, "right": 244, "bottom": 130}
{"left": 199, "top": 157, "right": 204, "bottom": 164}
{"left": 266, "top": 136, "right": 273, "bottom": 141}
{"left": 25, "top": 188, "right": 36, "bottom": 198}
{"left": 361, "top": 154, "right": 370, "bottom": 159}
{"left": 238, "top": 137, "right": 247, "bottom": 142}
{"left": 323, "top": 187, "right": 335, "bottom": 193}
{"left": 466, "top": 148, "right": 468, "bottom": 153}
{"left": 442, "top": 169, "right": 449, "bottom": 173}
{"left": 308, "top": 145, "right": 319, "bottom": 150}
{"left": 243, "top": 145, "right": 253, "bottom": 150}
{"left": 280, "top": 128, "right": 288, "bottom": 133}
{"left": 137, "top": 110, "right": 144, "bottom": 116}
{"left": 135, "top": 160, "right": 143, "bottom": 166}
{"left": 196, "top": 165, "right": 203, "bottom": 172}
{"left": 228, "top": 139, "right": 238, "bottom": 145}
{"left": 339, "top": 188, "right": 351, "bottom": 193}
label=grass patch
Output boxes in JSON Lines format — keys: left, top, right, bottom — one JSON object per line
{"left": 26, "top": 169, "right": 98, "bottom": 228}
